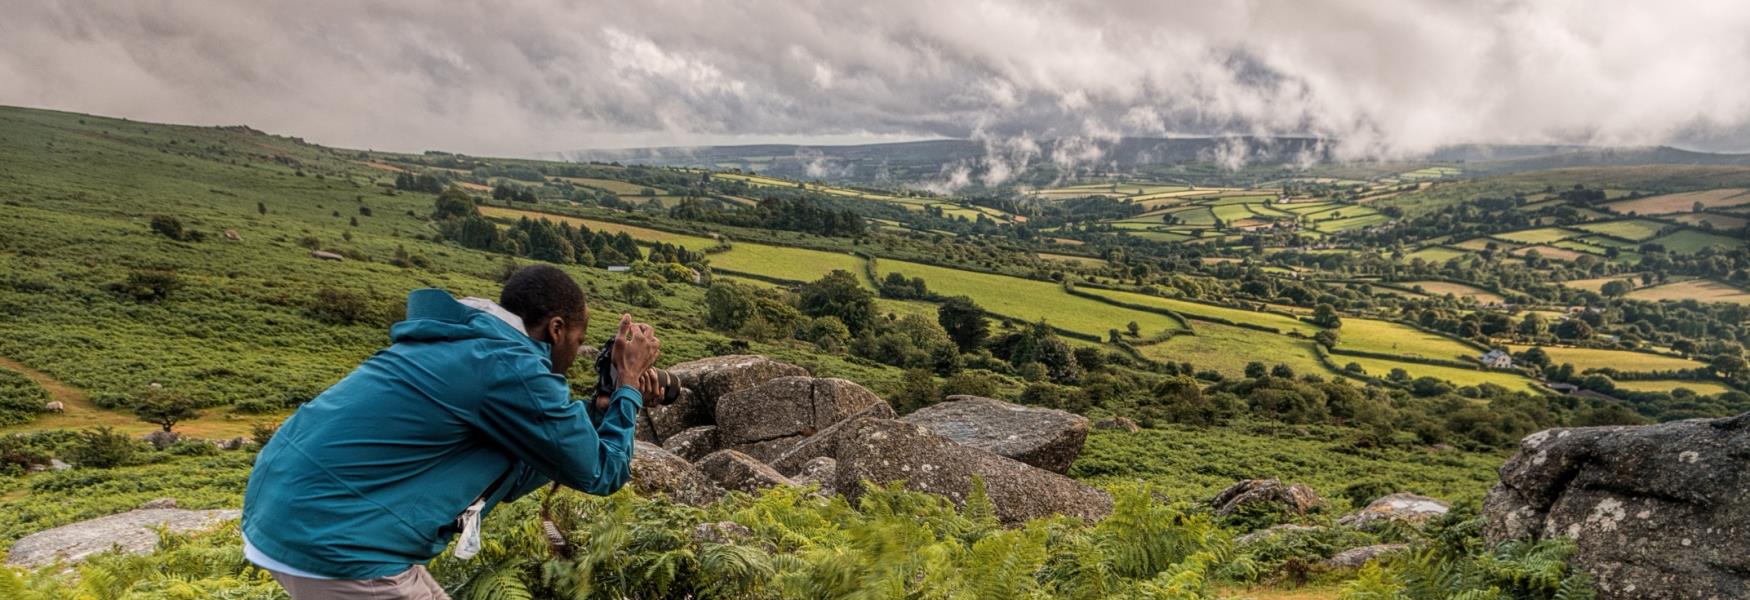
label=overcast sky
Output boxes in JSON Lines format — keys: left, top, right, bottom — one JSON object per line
{"left": 6, "top": 0, "right": 1750, "bottom": 159}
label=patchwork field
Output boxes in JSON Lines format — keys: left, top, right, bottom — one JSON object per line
{"left": 1669, "top": 212, "right": 1748, "bottom": 230}
{"left": 1602, "top": 188, "right": 1750, "bottom": 215}
{"left": 1511, "top": 245, "right": 1588, "bottom": 262}
{"left": 711, "top": 243, "right": 870, "bottom": 283}
{"left": 1135, "top": 321, "right": 1332, "bottom": 380}
{"left": 1649, "top": 229, "right": 1742, "bottom": 253}
{"left": 1624, "top": 279, "right": 1750, "bottom": 304}
{"left": 1081, "top": 288, "right": 1322, "bottom": 335}
{"left": 1399, "top": 281, "right": 1506, "bottom": 304}
{"left": 1405, "top": 246, "right": 1468, "bottom": 262}
{"left": 1611, "top": 379, "right": 1739, "bottom": 396}
{"left": 1337, "top": 318, "right": 1480, "bottom": 363}
{"left": 1574, "top": 219, "right": 1668, "bottom": 241}
{"left": 1505, "top": 345, "right": 1704, "bottom": 373}
{"left": 477, "top": 206, "right": 719, "bottom": 248}
{"left": 1492, "top": 227, "right": 1579, "bottom": 244}
{"left": 1036, "top": 252, "right": 1107, "bottom": 266}
{"left": 1340, "top": 356, "right": 1541, "bottom": 393}
{"left": 879, "top": 261, "right": 1186, "bottom": 339}
{"left": 1561, "top": 275, "right": 1641, "bottom": 292}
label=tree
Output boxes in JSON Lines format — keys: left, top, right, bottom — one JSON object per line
{"left": 798, "top": 270, "right": 876, "bottom": 336}
{"left": 936, "top": 296, "right": 989, "bottom": 352}
{"left": 432, "top": 188, "right": 477, "bottom": 220}
{"left": 1600, "top": 280, "right": 1632, "bottom": 297}
{"left": 1126, "top": 321, "right": 1141, "bottom": 337}
{"left": 1314, "top": 329, "right": 1340, "bottom": 349}
{"left": 1555, "top": 318, "right": 1594, "bottom": 341}
{"left": 1270, "top": 364, "right": 1296, "bottom": 379}
{"left": 1712, "top": 354, "right": 1748, "bottom": 377}
{"left": 1517, "top": 313, "right": 1546, "bottom": 337}
{"left": 257, "top": 202, "right": 267, "bottom": 215}
{"left": 1245, "top": 362, "right": 1268, "bottom": 379}
{"left": 134, "top": 385, "right": 199, "bottom": 433}
{"left": 1311, "top": 303, "right": 1342, "bottom": 328}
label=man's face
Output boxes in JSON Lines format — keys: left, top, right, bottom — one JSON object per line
{"left": 543, "top": 307, "right": 589, "bottom": 375}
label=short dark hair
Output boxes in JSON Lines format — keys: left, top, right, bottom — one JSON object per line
{"left": 500, "top": 265, "right": 587, "bottom": 329}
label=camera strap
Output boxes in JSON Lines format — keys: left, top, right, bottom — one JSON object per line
{"left": 539, "top": 482, "right": 571, "bottom": 558}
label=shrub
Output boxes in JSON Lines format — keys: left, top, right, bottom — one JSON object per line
{"left": 167, "top": 439, "right": 219, "bottom": 456}
{"left": 940, "top": 371, "right": 998, "bottom": 398}
{"left": 67, "top": 426, "right": 140, "bottom": 468}
{"left": 148, "top": 215, "right": 204, "bottom": 242}
{"left": 308, "top": 287, "right": 371, "bottom": 325}
{"left": 110, "top": 269, "right": 184, "bottom": 303}
{"left": 0, "top": 367, "right": 49, "bottom": 426}
{"left": 251, "top": 422, "right": 279, "bottom": 447}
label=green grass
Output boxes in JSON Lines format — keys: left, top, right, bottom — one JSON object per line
{"left": 1669, "top": 212, "right": 1748, "bottom": 230}
{"left": 1649, "top": 229, "right": 1742, "bottom": 253}
{"left": 1503, "top": 345, "right": 1703, "bottom": 373}
{"left": 1135, "top": 321, "right": 1332, "bottom": 380}
{"left": 1074, "top": 426, "right": 1504, "bottom": 507}
{"left": 878, "top": 260, "right": 1186, "bottom": 339}
{"left": 1573, "top": 219, "right": 1668, "bottom": 241}
{"left": 1611, "top": 379, "right": 1738, "bottom": 396}
{"left": 1081, "top": 288, "right": 1322, "bottom": 335}
{"left": 1404, "top": 247, "right": 1468, "bottom": 263}
{"left": 1341, "top": 356, "right": 1540, "bottom": 393}
{"left": 1624, "top": 279, "right": 1750, "bottom": 305}
{"left": 710, "top": 243, "right": 869, "bottom": 284}
{"left": 1336, "top": 319, "right": 1480, "bottom": 363}
{"left": 477, "top": 205, "right": 719, "bottom": 248}
{"left": 1397, "top": 281, "right": 1505, "bottom": 305}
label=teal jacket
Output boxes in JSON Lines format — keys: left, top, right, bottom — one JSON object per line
{"left": 242, "top": 289, "right": 641, "bottom": 579}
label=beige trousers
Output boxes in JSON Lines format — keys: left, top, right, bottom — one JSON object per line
{"left": 269, "top": 565, "right": 451, "bottom": 600}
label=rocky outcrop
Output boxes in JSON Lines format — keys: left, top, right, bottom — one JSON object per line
{"left": 1093, "top": 417, "right": 1139, "bottom": 433}
{"left": 716, "top": 376, "right": 887, "bottom": 461}
{"left": 629, "top": 441, "right": 724, "bottom": 507}
{"left": 696, "top": 450, "right": 793, "bottom": 494}
{"left": 1482, "top": 415, "right": 1750, "bottom": 600}
{"left": 767, "top": 403, "right": 898, "bottom": 475}
{"left": 1322, "top": 544, "right": 1408, "bottom": 569}
{"left": 900, "top": 395, "right": 1089, "bottom": 474}
{"left": 6, "top": 508, "right": 240, "bottom": 568}
{"left": 831, "top": 417, "right": 1113, "bottom": 524}
{"left": 1233, "top": 524, "right": 1321, "bottom": 547}
{"left": 641, "top": 355, "right": 808, "bottom": 443}
{"left": 1339, "top": 493, "right": 1449, "bottom": 529}
{"left": 1212, "top": 479, "right": 1324, "bottom": 517}
{"left": 662, "top": 426, "right": 720, "bottom": 462}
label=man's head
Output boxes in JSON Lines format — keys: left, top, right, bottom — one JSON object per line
{"left": 500, "top": 265, "right": 588, "bottom": 374}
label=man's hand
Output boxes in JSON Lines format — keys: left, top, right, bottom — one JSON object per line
{"left": 611, "top": 313, "right": 660, "bottom": 392}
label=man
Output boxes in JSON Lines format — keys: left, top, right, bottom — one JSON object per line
{"left": 242, "top": 265, "right": 660, "bottom": 599}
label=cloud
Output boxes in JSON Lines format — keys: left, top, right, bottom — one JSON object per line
{"left": 3, "top": 0, "right": 1750, "bottom": 159}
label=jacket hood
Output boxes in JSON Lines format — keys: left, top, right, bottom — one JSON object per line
{"left": 390, "top": 289, "right": 550, "bottom": 356}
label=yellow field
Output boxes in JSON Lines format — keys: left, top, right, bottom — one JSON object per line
{"left": 1510, "top": 245, "right": 1588, "bottom": 262}
{"left": 1561, "top": 275, "right": 1641, "bottom": 292}
{"left": 1612, "top": 379, "right": 1737, "bottom": 396}
{"left": 1136, "top": 321, "right": 1334, "bottom": 380}
{"left": 1400, "top": 281, "right": 1505, "bottom": 304}
{"left": 879, "top": 261, "right": 1186, "bottom": 339}
{"left": 1624, "top": 279, "right": 1750, "bottom": 305}
{"left": 1505, "top": 345, "right": 1703, "bottom": 373}
{"left": 1604, "top": 189, "right": 1750, "bottom": 215}
{"left": 1339, "top": 319, "right": 1480, "bottom": 363}
{"left": 1341, "top": 356, "right": 1541, "bottom": 393}
{"left": 559, "top": 176, "right": 653, "bottom": 195}
{"left": 477, "top": 206, "right": 719, "bottom": 248}
{"left": 709, "top": 243, "right": 870, "bottom": 284}
{"left": 1081, "top": 288, "right": 1321, "bottom": 336}
{"left": 1036, "top": 252, "right": 1107, "bottom": 266}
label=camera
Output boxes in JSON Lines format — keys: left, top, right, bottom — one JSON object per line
{"left": 592, "top": 338, "right": 681, "bottom": 405}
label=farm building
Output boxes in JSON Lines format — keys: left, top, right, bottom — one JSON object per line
{"left": 1479, "top": 349, "right": 1514, "bottom": 369}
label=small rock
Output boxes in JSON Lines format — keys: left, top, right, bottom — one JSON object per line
{"left": 1093, "top": 416, "right": 1139, "bottom": 433}
{"left": 142, "top": 430, "right": 179, "bottom": 450}
{"left": 1339, "top": 493, "right": 1449, "bottom": 529}
{"left": 662, "top": 426, "right": 721, "bottom": 462}
{"left": 900, "top": 395, "right": 1089, "bottom": 473}
{"left": 223, "top": 229, "right": 241, "bottom": 241}
{"left": 696, "top": 450, "right": 793, "bottom": 494}
{"left": 1234, "top": 524, "right": 1322, "bottom": 547}
{"left": 310, "top": 250, "right": 344, "bottom": 261}
{"left": 793, "top": 457, "right": 838, "bottom": 495}
{"left": 1212, "top": 479, "right": 1324, "bottom": 517}
{"left": 1322, "top": 544, "right": 1409, "bottom": 569}
{"left": 629, "top": 441, "right": 724, "bottom": 507}
{"left": 5, "top": 508, "right": 241, "bottom": 568}
{"left": 138, "top": 497, "right": 179, "bottom": 510}
{"left": 690, "top": 521, "right": 754, "bottom": 545}
{"left": 49, "top": 458, "right": 70, "bottom": 471}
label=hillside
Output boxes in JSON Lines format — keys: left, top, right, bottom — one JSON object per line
{"left": 0, "top": 105, "right": 1742, "bottom": 598}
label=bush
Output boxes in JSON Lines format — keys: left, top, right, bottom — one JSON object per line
{"left": 308, "top": 287, "right": 371, "bottom": 325}
{"left": 940, "top": 371, "right": 998, "bottom": 398}
{"left": 0, "top": 367, "right": 49, "bottom": 426}
{"left": 67, "top": 426, "right": 140, "bottom": 468}
{"left": 167, "top": 439, "right": 220, "bottom": 456}
{"left": 109, "top": 269, "right": 184, "bottom": 303}
{"left": 251, "top": 422, "right": 279, "bottom": 447}
{"left": 148, "top": 215, "right": 205, "bottom": 242}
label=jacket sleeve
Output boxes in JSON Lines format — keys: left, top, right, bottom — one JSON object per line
{"left": 476, "top": 356, "right": 643, "bottom": 496}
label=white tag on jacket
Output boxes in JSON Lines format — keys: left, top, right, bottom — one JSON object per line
{"left": 453, "top": 499, "right": 485, "bottom": 560}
